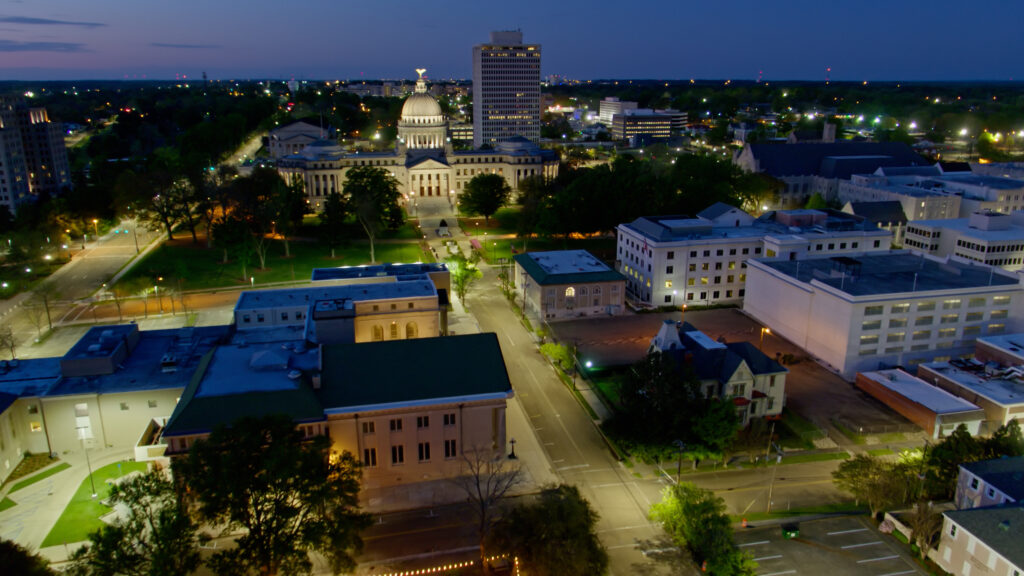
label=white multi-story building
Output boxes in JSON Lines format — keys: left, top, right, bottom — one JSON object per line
{"left": 904, "top": 211, "right": 1024, "bottom": 271}
{"left": 743, "top": 251, "right": 1024, "bottom": 380}
{"left": 472, "top": 30, "right": 541, "bottom": 147}
{"left": 0, "top": 98, "right": 71, "bottom": 214}
{"left": 598, "top": 97, "right": 637, "bottom": 125}
{"left": 839, "top": 164, "right": 1024, "bottom": 219}
{"left": 616, "top": 204, "right": 892, "bottom": 308}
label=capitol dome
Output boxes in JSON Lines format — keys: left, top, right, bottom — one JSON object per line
{"left": 398, "top": 69, "right": 447, "bottom": 150}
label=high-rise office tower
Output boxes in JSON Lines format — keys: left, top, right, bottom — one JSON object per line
{"left": 0, "top": 97, "right": 71, "bottom": 214}
{"left": 472, "top": 30, "right": 541, "bottom": 148}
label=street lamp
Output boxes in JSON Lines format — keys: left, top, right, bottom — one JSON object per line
{"left": 91, "top": 218, "right": 99, "bottom": 237}
{"left": 759, "top": 327, "right": 771, "bottom": 352}
{"left": 508, "top": 438, "right": 517, "bottom": 460}
{"left": 674, "top": 440, "right": 686, "bottom": 482}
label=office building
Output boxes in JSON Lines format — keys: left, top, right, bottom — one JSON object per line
{"left": 598, "top": 97, "right": 637, "bottom": 125}
{"left": 616, "top": 204, "right": 892, "bottom": 308}
{"left": 903, "top": 211, "right": 1024, "bottom": 271}
{"left": 611, "top": 109, "right": 684, "bottom": 145}
{"left": 513, "top": 250, "right": 626, "bottom": 321}
{"left": 0, "top": 98, "right": 71, "bottom": 214}
{"left": 839, "top": 164, "right": 1024, "bottom": 219}
{"left": 743, "top": 251, "right": 1024, "bottom": 380}
{"left": 161, "top": 333, "right": 513, "bottom": 494}
{"left": 472, "top": 30, "right": 542, "bottom": 147}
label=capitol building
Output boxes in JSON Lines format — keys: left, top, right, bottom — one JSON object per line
{"left": 278, "top": 70, "right": 558, "bottom": 216}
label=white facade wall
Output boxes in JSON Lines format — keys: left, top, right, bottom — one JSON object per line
{"left": 744, "top": 259, "right": 1024, "bottom": 380}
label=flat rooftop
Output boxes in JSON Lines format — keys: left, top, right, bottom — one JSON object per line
{"left": 758, "top": 251, "right": 1020, "bottom": 297}
{"left": 235, "top": 278, "right": 436, "bottom": 310}
{"left": 48, "top": 326, "right": 231, "bottom": 397}
{"left": 910, "top": 217, "right": 1024, "bottom": 242}
{"left": 919, "top": 361, "right": 1024, "bottom": 407}
{"left": 0, "top": 358, "right": 62, "bottom": 397}
{"left": 621, "top": 210, "right": 886, "bottom": 244}
{"left": 977, "top": 333, "right": 1024, "bottom": 362}
{"left": 311, "top": 262, "right": 447, "bottom": 282}
{"left": 514, "top": 250, "right": 625, "bottom": 285}
{"left": 860, "top": 369, "right": 983, "bottom": 414}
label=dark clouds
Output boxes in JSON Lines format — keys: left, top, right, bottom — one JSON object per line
{"left": 0, "top": 39, "right": 87, "bottom": 52}
{"left": 0, "top": 16, "right": 105, "bottom": 28}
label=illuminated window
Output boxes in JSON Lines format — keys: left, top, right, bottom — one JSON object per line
{"left": 565, "top": 287, "right": 575, "bottom": 297}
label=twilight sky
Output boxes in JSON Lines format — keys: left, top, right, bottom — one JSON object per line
{"left": 1, "top": 0, "right": 1021, "bottom": 82}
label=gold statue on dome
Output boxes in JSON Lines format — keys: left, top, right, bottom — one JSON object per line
{"left": 416, "top": 68, "right": 427, "bottom": 79}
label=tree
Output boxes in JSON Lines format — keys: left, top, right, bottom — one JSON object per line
{"left": 650, "top": 483, "right": 756, "bottom": 575}
{"left": 539, "top": 342, "right": 573, "bottom": 373}
{"left": 273, "top": 180, "right": 307, "bottom": 258}
{"left": 446, "top": 252, "right": 482, "bottom": 307}
{"left": 451, "top": 448, "right": 523, "bottom": 573}
{"left": 67, "top": 466, "right": 202, "bottom": 576}
{"left": 318, "top": 191, "right": 348, "bottom": 258}
{"left": 460, "top": 174, "right": 512, "bottom": 225}
{"left": 343, "top": 166, "right": 404, "bottom": 263}
{"left": 833, "top": 454, "right": 914, "bottom": 517}
{"left": 0, "top": 539, "right": 53, "bottom": 576}
{"left": 489, "top": 484, "right": 607, "bottom": 576}
{"left": 0, "top": 327, "right": 17, "bottom": 360}
{"left": 178, "top": 415, "right": 370, "bottom": 576}
{"left": 907, "top": 501, "right": 943, "bottom": 560}
{"left": 925, "top": 424, "right": 981, "bottom": 499}
{"left": 982, "top": 420, "right": 1024, "bottom": 458}
{"left": 212, "top": 216, "right": 253, "bottom": 281}
{"left": 804, "top": 192, "right": 828, "bottom": 210}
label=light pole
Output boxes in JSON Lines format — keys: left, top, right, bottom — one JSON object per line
{"left": 674, "top": 440, "right": 686, "bottom": 482}
{"left": 92, "top": 218, "right": 99, "bottom": 238}
{"left": 508, "top": 438, "right": 517, "bottom": 460}
{"left": 759, "top": 327, "right": 771, "bottom": 352}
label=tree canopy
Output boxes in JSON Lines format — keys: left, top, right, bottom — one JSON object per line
{"left": 177, "top": 415, "right": 370, "bottom": 576}
{"left": 343, "top": 166, "right": 404, "bottom": 263}
{"left": 490, "top": 484, "right": 608, "bottom": 576}
{"left": 68, "top": 466, "right": 202, "bottom": 576}
{"left": 459, "top": 173, "right": 512, "bottom": 224}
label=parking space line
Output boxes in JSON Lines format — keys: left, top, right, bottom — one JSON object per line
{"left": 737, "top": 540, "right": 770, "bottom": 547}
{"left": 857, "top": 555, "right": 898, "bottom": 564}
{"left": 841, "top": 541, "right": 883, "bottom": 549}
{"left": 828, "top": 528, "right": 868, "bottom": 536}
{"left": 760, "top": 571, "right": 797, "bottom": 576}
{"left": 754, "top": 554, "right": 783, "bottom": 561}
{"left": 878, "top": 571, "right": 917, "bottom": 576}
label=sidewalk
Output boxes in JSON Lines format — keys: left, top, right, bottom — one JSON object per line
{"left": 0, "top": 446, "right": 136, "bottom": 561}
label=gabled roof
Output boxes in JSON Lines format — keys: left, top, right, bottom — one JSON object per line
{"left": 844, "top": 201, "right": 908, "bottom": 225}
{"left": 961, "top": 457, "right": 1024, "bottom": 502}
{"left": 944, "top": 504, "right": 1024, "bottom": 570}
{"left": 745, "top": 142, "right": 927, "bottom": 178}
{"left": 697, "top": 202, "right": 741, "bottom": 220}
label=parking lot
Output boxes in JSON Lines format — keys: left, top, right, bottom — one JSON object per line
{"left": 735, "top": 516, "right": 924, "bottom": 576}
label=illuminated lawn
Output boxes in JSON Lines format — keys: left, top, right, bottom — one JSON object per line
{"left": 9, "top": 462, "right": 71, "bottom": 493}
{"left": 41, "top": 461, "right": 148, "bottom": 547}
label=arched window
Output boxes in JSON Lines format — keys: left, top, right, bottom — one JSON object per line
{"left": 406, "top": 322, "right": 418, "bottom": 339}
{"left": 390, "top": 322, "right": 399, "bottom": 340}
{"left": 372, "top": 325, "right": 384, "bottom": 341}
{"left": 565, "top": 287, "right": 576, "bottom": 297}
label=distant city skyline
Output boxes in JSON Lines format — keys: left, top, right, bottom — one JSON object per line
{"left": 1, "top": 0, "right": 1022, "bottom": 82}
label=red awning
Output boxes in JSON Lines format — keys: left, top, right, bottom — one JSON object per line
{"left": 732, "top": 397, "right": 751, "bottom": 406}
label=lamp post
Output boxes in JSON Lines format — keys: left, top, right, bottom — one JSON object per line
{"left": 759, "top": 327, "right": 771, "bottom": 352}
{"left": 92, "top": 218, "right": 99, "bottom": 237}
{"left": 508, "top": 438, "right": 517, "bottom": 460}
{"left": 674, "top": 440, "right": 686, "bottom": 482}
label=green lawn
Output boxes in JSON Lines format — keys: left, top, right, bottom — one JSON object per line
{"left": 777, "top": 409, "right": 825, "bottom": 450}
{"left": 9, "top": 462, "right": 71, "bottom": 493}
{"left": 119, "top": 238, "right": 434, "bottom": 291}
{"left": 0, "top": 497, "right": 16, "bottom": 512}
{"left": 868, "top": 448, "right": 895, "bottom": 456}
{"left": 41, "top": 461, "right": 148, "bottom": 547}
